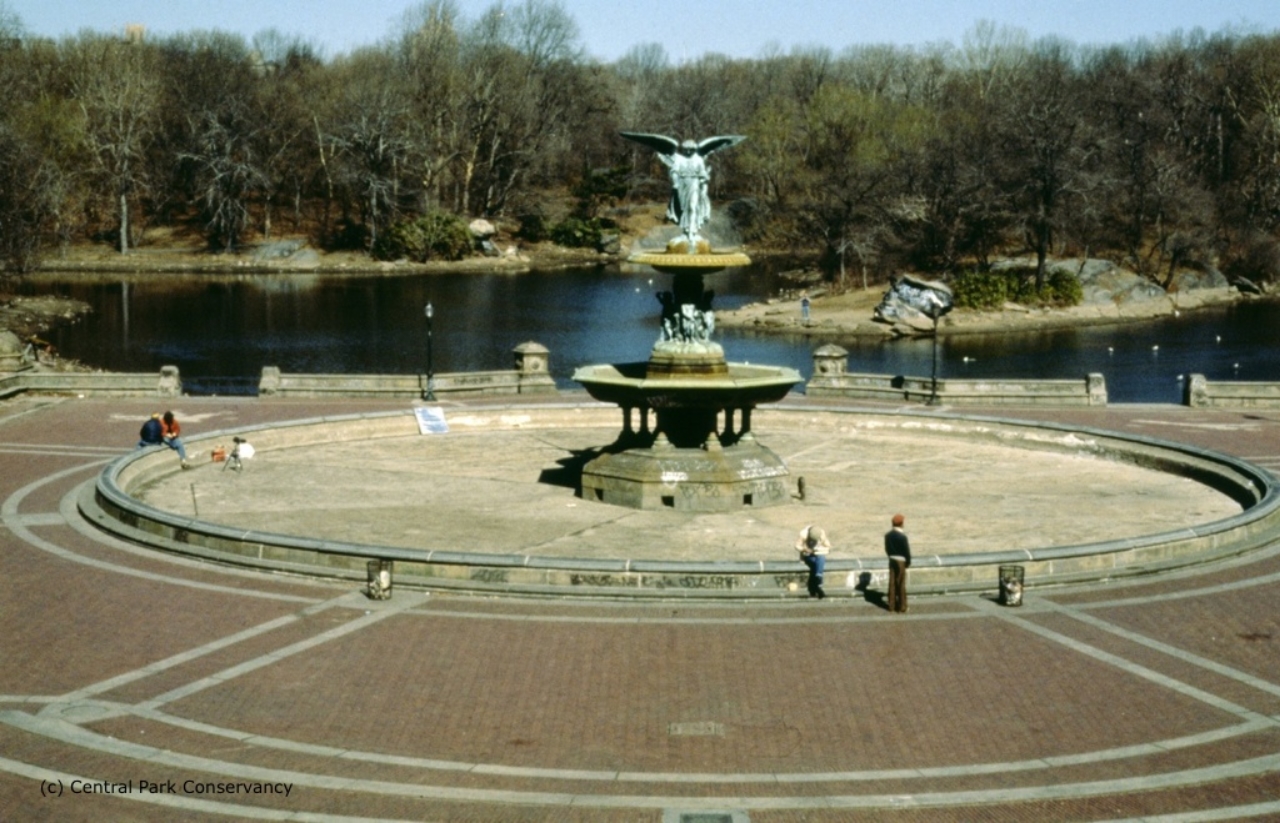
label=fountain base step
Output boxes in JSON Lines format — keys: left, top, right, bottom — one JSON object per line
{"left": 580, "top": 439, "right": 791, "bottom": 511}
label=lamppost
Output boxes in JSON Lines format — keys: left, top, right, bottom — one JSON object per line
{"left": 923, "top": 291, "right": 949, "bottom": 406}
{"left": 424, "top": 301, "right": 436, "bottom": 401}
{"left": 928, "top": 306, "right": 941, "bottom": 405}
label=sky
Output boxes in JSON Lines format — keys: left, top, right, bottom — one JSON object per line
{"left": 10, "top": 0, "right": 1280, "bottom": 63}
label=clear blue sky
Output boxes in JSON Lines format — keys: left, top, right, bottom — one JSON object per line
{"left": 10, "top": 0, "right": 1280, "bottom": 62}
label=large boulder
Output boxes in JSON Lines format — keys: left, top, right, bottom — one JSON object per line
{"left": 469, "top": 219, "right": 497, "bottom": 239}
{"left": 874, "top": 275, "right": 954, "bottom": 333}
{"left": 1169, "top": 267, "right": 1229, "bottom": 292}
{"left": 1069, "top": 260, "right": 1166, "bottom": 305}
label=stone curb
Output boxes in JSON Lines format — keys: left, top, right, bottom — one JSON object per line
{"left": 86, "top": 403, "right": 1280, "bottom": 599}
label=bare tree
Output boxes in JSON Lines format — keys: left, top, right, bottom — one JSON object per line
{"left": 65, "top": 34, "right": 161, "bottom": 254}
{"left": 0, "top": 122, "right": 58, "bottom": 273}
{"left": 182, "top": 111, "right": 268, "bottom": 251}
{"left": 398, "top": 1, "right": 464, "bottom": 212}
{"left": 322, "top": 49, "right": 412, "bottom": 248}
{"left": 996, "top": 39, "right": 1101, "bottom": 289}
{"left": 250, "top": 29, "right": 322, "bottom": 238}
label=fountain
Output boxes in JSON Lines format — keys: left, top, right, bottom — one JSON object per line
{"left": 572, "top": 132, "right": 802, "bottom": 511}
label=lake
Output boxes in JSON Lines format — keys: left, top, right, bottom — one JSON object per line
{"left": 19, "top": 265, "right": 1280, "bottom": 404}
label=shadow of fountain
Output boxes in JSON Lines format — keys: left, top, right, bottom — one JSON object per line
{"left": 537, "top": 448, "right": 603, "bottom": 490}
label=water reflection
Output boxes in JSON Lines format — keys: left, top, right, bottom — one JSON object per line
{"left": 20, "top": 267, "right": 1280, "bottom": 403}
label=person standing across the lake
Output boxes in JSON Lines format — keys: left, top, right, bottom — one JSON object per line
{"left": 161, "top": 410, "right": 191, "bottom": 469}
{"left": 800, "top": 291, "right": 811, "bottom": 325}
{"left": 795, "top": 524, "right": 831, "bottom": 599}
{"left": 884, "top": 513, "right": 911, "bottom": 613}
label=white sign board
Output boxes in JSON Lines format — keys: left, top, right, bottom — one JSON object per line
{"left": 414, "top": 406, "right": 449, "bottom": 434}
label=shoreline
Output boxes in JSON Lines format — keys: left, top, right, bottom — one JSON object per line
{"left": 717, "top": 283, "right": 1270, "bottom": 339}
{"left": 8, "top": 242, "right": 1277, "bottom": 345}
{"left": 27, "top": 243, "right": 619, "bottom": 278}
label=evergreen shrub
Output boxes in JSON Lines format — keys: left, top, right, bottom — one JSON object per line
{"left": 372, "top": 211, "right": 471, "bottom": 262}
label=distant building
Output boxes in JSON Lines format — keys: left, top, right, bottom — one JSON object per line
{"left": 124, "top": 24, "right": 145, "bottom": 43}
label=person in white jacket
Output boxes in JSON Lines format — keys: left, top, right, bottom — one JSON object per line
{"left": 795, "top": 524, "right": 831, "bottom": 599}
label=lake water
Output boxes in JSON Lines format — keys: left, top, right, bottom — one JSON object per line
{"left": 19, "top": 265, "right": 1280, "bottom": 404}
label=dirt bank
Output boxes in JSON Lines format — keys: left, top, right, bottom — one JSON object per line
{"left": 717, "top": 282, "right": 1260, "bottom": 339}
{"left": 33, "top": 237, "right": 615, "bottom": 277}
{"left": 0, "top": 294, "right": 92, "bottom": 340}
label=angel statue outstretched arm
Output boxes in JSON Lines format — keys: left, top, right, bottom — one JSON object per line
{"left": 620, "top": 132, "right": 746, "bottom": 244}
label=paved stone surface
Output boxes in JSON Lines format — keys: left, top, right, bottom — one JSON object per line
{"left": 131, "top": 403, "right": 1239, "bottom": 562}
{"left": 1, "top": 393, "right": 1279, "bottom": 821}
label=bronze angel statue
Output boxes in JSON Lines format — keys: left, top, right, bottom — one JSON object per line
{"left": 620, "top": 132, "right": 746, "bottom": 245}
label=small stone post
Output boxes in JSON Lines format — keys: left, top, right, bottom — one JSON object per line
{"left": 158, "top": 365, "right": 182, "bottom": 397}
{"left": 1087, "top": 373, "right": 1108, "bottom": 406}
{"left": 1185, "top": 374, "right": 1208, "bottom": 407}
{"left": 259, "top": 366, "right": 282, "bottom": 396}
{"left": 513, "top": 342, "right": 556, "bottom": 394}
{"left": 806, "top": 344, "right": 849, "bottom": 395}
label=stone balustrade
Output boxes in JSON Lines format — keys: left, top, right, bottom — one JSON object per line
{"left": 806, "top": 344, "right": 1107, "bottom": 406}
{"left": 1184, "top": 374, "right": 1280, "bottom": 408}
{"left": 0, "top": 343, "right": 557, "bottom": 400}
{"left": 260, "top": 341, "right": 555, "bottom": 398}
{"left": 0, "top": 364, "right": 183, "bottom": 399}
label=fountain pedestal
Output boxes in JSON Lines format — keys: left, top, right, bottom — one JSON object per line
{"left": 573, "top": 255, "right": 800, "bottom": 512}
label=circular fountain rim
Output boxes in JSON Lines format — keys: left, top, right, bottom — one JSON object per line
{"left": 572, "top": 361, "right": 804, "bottom": 389}
{"left": 628, "top": 250, "right": 752, "bottom": 273}
{"left": 85, "top": 402, "right": 1280, "bottom": 599}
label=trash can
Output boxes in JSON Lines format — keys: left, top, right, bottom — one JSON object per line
{"left": 998, "top": 565, "right": 1024, "bottom": 606}
{"left": 366, "top": 559, "right": 393, "bottom": 600}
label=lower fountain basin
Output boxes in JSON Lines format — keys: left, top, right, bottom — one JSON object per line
{"left": 572, "top": 362, "right": 801, "bottom": 409}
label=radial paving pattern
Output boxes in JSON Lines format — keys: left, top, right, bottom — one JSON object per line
{"left": 2, "top": 395, "right": 1279, "bottom": 822}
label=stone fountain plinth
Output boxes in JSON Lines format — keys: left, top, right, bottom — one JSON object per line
{"left": 573, "top": 251, "right": 801, "bottom": 511}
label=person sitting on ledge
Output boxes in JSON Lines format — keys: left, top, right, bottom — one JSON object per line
{"left": 137, "top": 413, "right": 163, "bottom": 449}
{"left": 161, "top": 410, "right": 190, "bottom": 469}
{"left": 795, "top": 524, "right": 831, "bottom": 600}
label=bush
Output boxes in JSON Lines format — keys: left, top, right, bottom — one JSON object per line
{"left": 549, "top": 217, "right": 615, "bottom": 249}
{"left": 1225, "top": 233, "right": 1280, "bottom": 285}
{"left": 1011, "top": 269, "right": 1083, "bottom": 307}
{"left": 516, "top": 213, "right": 548, "bottom": 242}
{"left": 371, "top": 211, "right": 471, "bottom": 262}
{"left": 950, "top": 269, "right": 1008, "bottom": 309}
{"left": 1043, "top": 268, "right": 1084, "bottom": 306}
{"left": 951, "top": 267, "right": 1082, "bottom": 309}
{"left": 572, "top": 165, "right": 629, "bottom": 219}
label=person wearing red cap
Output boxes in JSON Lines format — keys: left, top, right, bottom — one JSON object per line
{"left": 884, "top": 513, "right": 911, "bottom": 613}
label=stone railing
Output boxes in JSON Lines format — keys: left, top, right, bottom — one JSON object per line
{"left": 258, "top": 342, "right": 557, "bottom": 399}
{"left": 0, "top": 343, "right": 559, "bottom": 400}
{"left": 0, "top": 365, "right": 182, "bottom": 399}
{"left": 257, "top": 368, "right": 555, "bottom": 398}
{"left": 1184, "top": 374, "right": 1280, "bottom": 408}
{"left": 806, "top": 344, "right": 1106, "bottom": 406}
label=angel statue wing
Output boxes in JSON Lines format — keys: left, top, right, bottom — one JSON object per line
{"left": 619, "top": 132, "right": 680, "bottom": 155}
{"left": 619, "top": 132, "right": 747, "bottom": 157}
{"left": 696, "top": 135, "right": 746, "bottom": 156}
